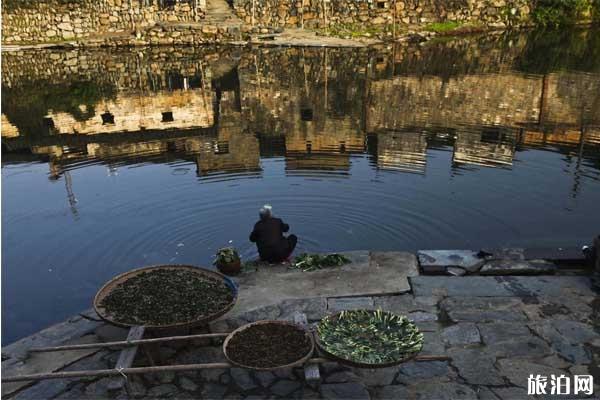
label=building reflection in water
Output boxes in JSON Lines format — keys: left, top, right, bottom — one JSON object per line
{"left": 374, "top": 131, "right": 428, "bottom": 174}
{"left": 2, "top": 40, "right": 600, "bottom": 187}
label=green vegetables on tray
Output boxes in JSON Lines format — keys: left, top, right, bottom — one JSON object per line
{"left": 291, "top": 253, "right": 351, "bottom": 271}
{"left": 317, "top": 309, "right": 424, "bottom": 365}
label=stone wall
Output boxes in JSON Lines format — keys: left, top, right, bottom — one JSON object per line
{"left": 233, "top": 0, "right": 533, "bottom": 29}
{"left": 1, "top": 0, "right": 204, "bottom": 44}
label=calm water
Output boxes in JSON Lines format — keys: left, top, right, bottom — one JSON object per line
{"left": 2, "top": 28, "right": 600, "bottom": 343}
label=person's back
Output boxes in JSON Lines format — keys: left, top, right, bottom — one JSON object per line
{"left": 249, "top": 205, "right": 297, "bottom": 263}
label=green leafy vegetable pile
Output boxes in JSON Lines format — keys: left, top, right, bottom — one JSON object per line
{"left": 317, "top": 309, "right": 423, "bottom": 365}
{"left": 291, "top": 253, "right": 351, "bottom": 271}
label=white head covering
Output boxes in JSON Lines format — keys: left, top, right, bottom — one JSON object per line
{"left": 259, "top": 204, "right": 272, "bottom": 219}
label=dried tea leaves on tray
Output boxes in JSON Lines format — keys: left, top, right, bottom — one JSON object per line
{"left": 226, "top": 323, "right": 312, "bottom": 369}
{"left": 100, "top": 268, "right": 234, "bottom": 326}
{"left": 317, "top": 309, "right": 423, "bottom": 365}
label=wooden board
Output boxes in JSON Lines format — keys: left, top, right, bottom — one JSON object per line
{"left": 293, "top": 312, "right": 320, "bottom": 385}
{"left": 107, "top": 326, "right": 145, "bottom": 392}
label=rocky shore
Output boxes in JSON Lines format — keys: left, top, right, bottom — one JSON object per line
{"left": 2, "top": 248, "right": 599, "bottom": 399}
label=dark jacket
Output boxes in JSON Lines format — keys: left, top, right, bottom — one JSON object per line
{"left": 249, "top": 217, "right": 290, "bottom": 261}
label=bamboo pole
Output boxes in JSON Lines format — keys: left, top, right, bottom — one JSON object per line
{"left": 2, "top": 363, "right": 234, "bottom": 383}
{"left": 29, "top": 333, "right": 230, "bottom": 353}
{"left": 2, "top": 356, "right": 450, "bottom": 383}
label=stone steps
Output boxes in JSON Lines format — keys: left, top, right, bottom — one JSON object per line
{"left": 201, "top": 0, "right": 244, "bottom": 39}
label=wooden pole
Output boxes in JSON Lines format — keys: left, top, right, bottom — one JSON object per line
{"left": 2, "top": 363, "right": 234, "bottom": 383}
{"left": 2, "top": 356, "right": 450, "bottom": 383}
{"left": 29, "top": 332, "right": 230, "bottom": 353}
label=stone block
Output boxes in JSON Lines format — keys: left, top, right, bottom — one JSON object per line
{"left": 376, "top": 385, "right": 410, "bottom": 399}
{"left": 418, "top": 330, "right": 445, "bottom": 356}
{"left": 496, "top": 359, "right": 563, "bottom": 388}
{"left": 2, "top": 333, "right": 101, "bottom": 397}
{"left": 10, "top": 379, "right": 71, "bottom": 400}
{"left": 178, "top": 376, "right": 198, "bottom": 392}
{"left": 485, "top": 337, "right": 552, "bottom": 358}
{"left": 447, "top": 348, "right": 504, "bottom": 385}
{"left": 57, "top": 22, "right": 73, "bottom": 31}
{"left": 439, "top": 296, "right": 527, "bottom": 323}
{"left": 479, "top": 259, "right": 556, "bottom": 275}
{"left": 551, "top": 320, "right": 598, "bottom": 343}
{"left": 373, "top": 294, "right": 438, "bottom": 315}
{"left": 412, "top": 276, "right": 595, "bottom": 298}
{"left": 253, "top": 371, "right": 275, "bottom": 387}
{"left": 231, "top": 367, "right": 258, "bottom": 391}
{"left": 321, "top": 383, "right": 370, "bottom": 399}
{"left": 270, "top": 380, "right": 302, "bottom": 397}
{"left": 529, "top": 321, "right": 592, "bottom": 363}
{"left": 407, "top": 311, "right": 437, "bottom": 322}
{"left": 328, "top": 297, "right": 374, "bottom": 312}
{"left": 418, "top": 250, "right": 485, "bottom": 273}
{"left": 242, "top": 304, "right": 281, "bottom": 321}
{"left": 352, "top": 366, "right": 398, "bottom": 386}
{"left": 411, "top": 381, "right": 478, "bottom": 399}
{"left": 440, "top": 323, "right": 481, "bottom": 346}
{"left": 146, "top": 384, "right": 180, "bottom": 398}
{"left": 481, "top": 247, "right": 525, "bottom": 260}
{"left": 202, "top": 25, "right": 218, "bottom": 34}
{"left": 477, "top": 322, "right": 530, "bottom": 345}
{"left": 324, "top": 371, "right": 360, "bottom": 383}
{"left": 396, "top": 361, "right": 449, "bottom": 383}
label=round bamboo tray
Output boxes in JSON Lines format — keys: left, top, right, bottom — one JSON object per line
{"left": 94, "top": 264, "right": 238, "bottom": 329}
{"left": 315, "top": 310, "right": 421, "bottom": 369}
{"left": 223, "top": 320, "right": 315, "bottom": 371}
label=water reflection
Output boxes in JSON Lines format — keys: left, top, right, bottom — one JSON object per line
{"left": 3, "top": 33, "right": 599, "bottom": 182}
{"left": 2, "top": 28, "right": 600, "bottom": 343}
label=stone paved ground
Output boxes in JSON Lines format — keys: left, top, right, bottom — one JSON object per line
{"left": 3, "top": 254, "right": 600, "bottom": 399}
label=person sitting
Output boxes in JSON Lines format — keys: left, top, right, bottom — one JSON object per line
{"left": 249, "top": 205, "right": 297, "bottom": 263}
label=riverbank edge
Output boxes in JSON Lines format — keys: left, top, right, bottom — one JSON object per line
{"left": 2, "top": 246, "right": 593, "bottom": 352}
{"left": 2, "top": 21, "right": 586, "bottom": 51}
{"left": 2, "top": 247, "right": 597, "bottom": 399}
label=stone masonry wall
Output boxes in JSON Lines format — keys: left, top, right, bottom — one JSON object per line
{"left": 1, "top": 0, "right": 204, "bottom": 44}
{"left": 233, "top": 0, "right": 532, "bottom": 29}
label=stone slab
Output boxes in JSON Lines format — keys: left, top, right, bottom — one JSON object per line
{"left": 410, "top": 381, "right": 478, "bottom": 400}
{"left": 396, "top": 361, "right": 449, "bottom": 383}
{"left": 418, "top": 250, "right": 485, "bottom": 273}
{"left": 480, "top": 248, "right": 525, "bottom": 260}
{"left": 477, "top": 322, "right": 531, "bottom": 345}
{"left": 2, "top": 317, "right": 103, "bottom": 361}
{"left": 373, "top": 294, "right": 438, "bottom": 315}
{"left": 2, "top": 335, "right": 100, "bottom": 397}
{"left": 447, "top": 348, "right": 504, "bottom": 386}
{"left": 230, "top": 251, "right": 417, "bottom": 318}
{"left": 410, "top": 276, "right": 595, "bottom": 298}
{"left": 479, "top": 259, "right": 556, "bottom": 275}
{"left": 440, "top": 323, "right": 481, "bottom": 346}
{"left": 439, "top": 297, "right": 527, "bottom": 322}
{"left": 496, "top": 359, "right": 564, "bottom": 388}
{"left": 328, "top": 297, "right": 374, "bottom": 312}
{"left": 321, "top": 382, "right": 370, "bottom": 399}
